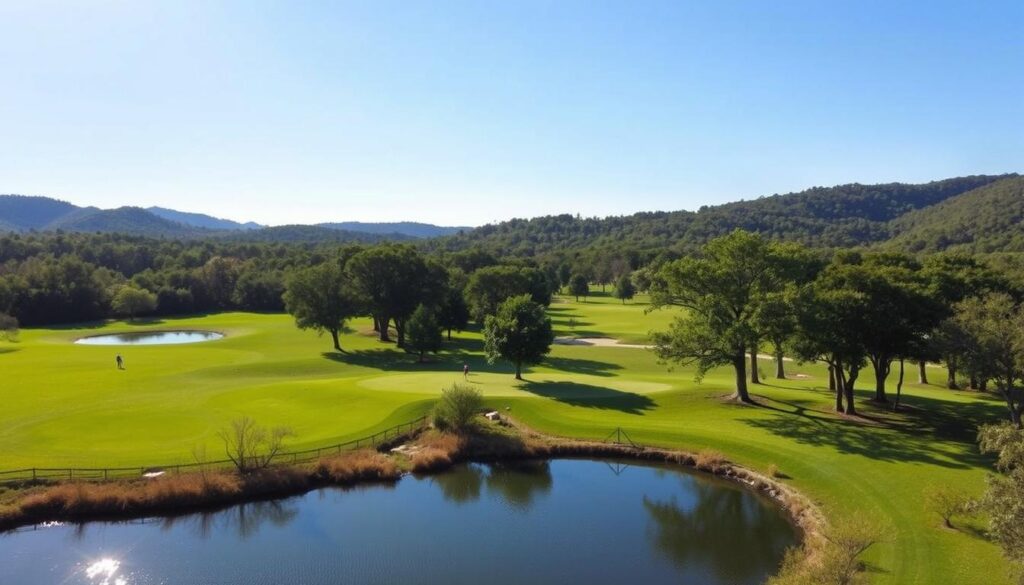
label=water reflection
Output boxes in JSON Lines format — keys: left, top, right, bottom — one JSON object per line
{"left": 431, "top": 464, "right": 485, "bottom": 504}
{"left": 75, "top": 331, "right": 223, "bottom": 346}
{"left": 163, "top": 500, "right": 299, "bottom": 540}
{"left": 2, "top": 460, "right": 797, "bottom": 585}
{"left": 84, "top": 557, "right": 127, "bottom": 585}
{"left": 484, "top": 461, "right": 553, "bottom": 510}
{"left": 430, "top": 461, "right": 553, "bottom": 510}
{"left": 643, "top": 480, "right": 795, "bottom": 582}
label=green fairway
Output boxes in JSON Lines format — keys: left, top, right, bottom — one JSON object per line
{"left": 0, "top": 293, "right": 1009, "bottom": 584}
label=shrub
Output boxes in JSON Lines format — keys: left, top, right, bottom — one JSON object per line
{"left": 316, "top": 450, "right": 400, "bottom": 483}
{"left": 433, "top": 383, "right": 484, "bottom": 432}
{"left": 924, "top": 485, "right": 973, "bottom": 529}
{"left": 768, "top": 517, "right": 880, "bottom": 585}
{"left": 694, "top": 449, "right": 727, "bottom": 471}
{"left": 218, "top": 417, "right": 294, "bottom": 473}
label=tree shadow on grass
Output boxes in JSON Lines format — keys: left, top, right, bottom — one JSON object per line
{"left": 124, "top": 317, "right": 166, "bottom": 327}
{"left": 323, "top": 341, "right": 624, "bottom": 380}
{"left": 520, "top": 380, "right": 655, "bottom": 414}
{"left": 741, "top": 387, "right": 1000, "bottom": 470}
{"left": 542, "top": 356, "right": 623, "bottom": 377}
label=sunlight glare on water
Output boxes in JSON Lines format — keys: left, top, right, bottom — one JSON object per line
{"left": 84, "top": 557, "right": 127, "bottom": 585}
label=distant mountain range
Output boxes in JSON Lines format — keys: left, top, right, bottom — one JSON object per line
{"left": 317, "top": 222, "right": 471, "bottom": 238}
{"left": 2, "top": 174, "right": 1022, "bottom": 253}
{"left": 0, "top": 195, "right": 471, "bottom": 242}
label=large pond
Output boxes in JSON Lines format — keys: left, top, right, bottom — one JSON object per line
{"left": 0, "top": 459, "right": 798, "bottom": 585}
{"left": 74, "top": 330, "right": 224, "bottom": 346}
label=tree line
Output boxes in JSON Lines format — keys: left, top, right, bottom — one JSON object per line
{"left": 649, "top": 230, "right": 1024, "bottom": 425}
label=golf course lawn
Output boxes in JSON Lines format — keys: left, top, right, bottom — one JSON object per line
{"left": 0, "top": 292, "right": 1010, "bottom": 584}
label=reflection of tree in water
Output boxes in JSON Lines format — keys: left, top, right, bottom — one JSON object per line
{"left": 431, "top": 464, "right": 486, "bottom": 505}
{"left": 159, "top": 499, "right": 299, "bottom": 540}
{"left": 433, "top": 461, "right": 554, "bottom": 510}
{"left": 642, "top": 481, "right": 795, "bottom": 583}
{"left": 484, "top": 461, "right": 553, "bottom": 510}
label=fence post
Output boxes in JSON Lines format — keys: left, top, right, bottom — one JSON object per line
{"left": 32, "top": 468, "right": 36, "bottom": 481}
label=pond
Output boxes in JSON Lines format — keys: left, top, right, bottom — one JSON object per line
{"left": 74, "top": 330, "right": 224, "bottom": 346}
{"left": 0, "top": 459, "right": 798, "bottom": 585}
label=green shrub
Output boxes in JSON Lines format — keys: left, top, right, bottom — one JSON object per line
{"left": 433, "top": 383, "right": 484, "bottom": 432}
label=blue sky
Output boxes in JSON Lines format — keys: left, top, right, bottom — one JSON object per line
{"left": 1, "top": 1, "right": 1020, "bottom": 226}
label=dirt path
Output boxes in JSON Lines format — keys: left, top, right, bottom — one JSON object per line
{"left": 554, "top": 336, "right": 795, "bottom": 361}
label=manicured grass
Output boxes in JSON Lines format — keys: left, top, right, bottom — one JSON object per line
{"left": 0, "top": 293, "right": 1010, "bottom": 584}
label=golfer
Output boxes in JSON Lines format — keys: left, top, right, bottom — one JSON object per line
{"left": 463, "top": 363, "right": 469, "bottom": 379}
{"left": 116, "top": 354, "right": 125, "bottom": 370}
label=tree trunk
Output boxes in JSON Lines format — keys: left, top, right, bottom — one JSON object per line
{"left": 917, "top": 361, "right": 928, "bottom": 385}
{"left": 844, "top": 366, "right": 859, "bottom": 416}
{"left": 893, "top": 359, "right": 905, "bottom": 411}
{"left": 447, "top": 328, "right": 452, "bottom": 341}
{"left": 969, "top": 374, "right": 979, "bottom": 390}
{"left": 833, "top": 362, "right": 845, "bottom": 412}
{"left": 330, "top": 329, "right": 341, "bottom": 352}
{"left": 872, "top": 357, "right": 890, "bottom": 403}
{"left": 947, "top": 363, "right": 958, "bottom": 390}
{"left": 377, "top": 315, "right": 391, "bottom": 342}
{"left": 775, "top": 351, "right": 785, "bottom": 379}
{"left": 515, "top": 361, "right": 523, "bottom": 380}
{"left": 395, "top": 319, "right": 406, "bottom": 348}
{"left": 980, "top": 379, "right": 988, "bottom": 392}
{"left": 750, "top": 343, "right": 760, "bottom": 385}
{"left": 733, "top": 352, "right": 752, "bottom": 403}
{"left": 418, "top": 351, "right": 425, "bottom": 363}
{"left": 372, "top": 317, "right": 380, "bottom": 332}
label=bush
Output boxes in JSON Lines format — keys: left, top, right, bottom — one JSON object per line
{"left": 924, "top": 485, "right": 973, "bottom": 529}
{"left": 768, "top": 517, "right": 880, "bottom": 585}
{"left": 433, "top": 383, "right": 484, "bottom": 432}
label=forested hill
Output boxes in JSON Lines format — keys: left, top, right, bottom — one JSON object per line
{"left": 318, "top": 221, "right": 471, "bottom": 238}
{"left": 431, "top": 174, "right": 1014, "bottom": 256}
{"left": 0, "top": 196, "right": 463, "bottom": 242}
{"left": 2, "top": 174, "right": 1019, "bottom": 250}
{"left": 885, "top": 176, "right": 1024, "bottom": 253}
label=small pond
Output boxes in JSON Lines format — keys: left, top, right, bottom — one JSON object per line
{"left": 74, "top": 331, "right": 224, "bottom": 346}
{"left": 0, "top": 459, "right": 798, "bottom": 585}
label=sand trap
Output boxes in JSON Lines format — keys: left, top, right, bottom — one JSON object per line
{"left": 554, "top": 337, "right": 652, "bottom": 349}
{"left": 554, "top": 337, "right": 796, "bottom": 362}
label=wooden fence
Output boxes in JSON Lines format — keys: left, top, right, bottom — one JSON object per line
{"left": 0, "top": 416, "right": 428, "bottom": 485}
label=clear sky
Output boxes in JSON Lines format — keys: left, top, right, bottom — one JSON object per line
{"left": 1, "top": 1, "right": 1021, "bottom": 227}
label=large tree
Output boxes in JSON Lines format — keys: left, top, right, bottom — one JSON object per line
{"left": 0, "top": 312, "right": 17, "bottom": 341}
{"left": 484, "top": 294, "right": 554, "bottom": 380}
{"left": 111, "top": 286, "right": 158, "bottom": 321}
{"left": 405, "top": 304, "right": 443, "bottom": 362}
{"left": 791, "top": 283, "right": 870, "bottom": 414}
{"left": 614, "top": 273, "right": 636, "bottom": 304}
{"left": 437, "top": 286, "right": 470, "bottom": 341}
{"left": 347, "top": 245, "right": 442, "bottom": 346}
{"left": 465, "top": 265, "right": 550, "bottom": 322}
{"left": 283, "top": 262, "right": 359, "bottom": 352}
{"left": 954, "top": 293, "right": 1024, "bottom": 427}
{"left": 651, "top": 230, "right": 784, "bottom": 403}
{"left": 568, "top": 273, "right": 589, "bottom": 302}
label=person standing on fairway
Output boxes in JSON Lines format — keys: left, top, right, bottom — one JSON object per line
{"left": 463, "top": 363, "right": 469, "bottom": 379}
{"left": 116, "top": 354, "right": 124, "bottom": 370}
